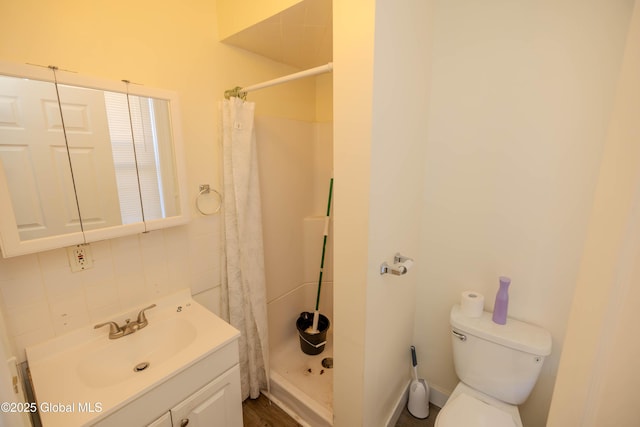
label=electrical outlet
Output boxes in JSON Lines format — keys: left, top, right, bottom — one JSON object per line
{"left": 66, "top": 244, "right": 94, "bottom": 272}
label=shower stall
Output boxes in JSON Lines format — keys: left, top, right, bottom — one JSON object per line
{"left": 255, "top": 115, "right": 334, "bottom": 427}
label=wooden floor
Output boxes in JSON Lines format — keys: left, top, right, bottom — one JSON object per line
{"left": 242, "top": 393, "right": 440, "bottom": 427}
{"left": 242, "top": 394, "right": 302, "bottom": 427}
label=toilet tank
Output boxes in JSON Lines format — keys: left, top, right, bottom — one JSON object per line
{"left": 449, "top": 305, "right": 552, "bottom": 405}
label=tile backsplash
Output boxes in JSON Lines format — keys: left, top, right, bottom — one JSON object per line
{"left": 0, "top": 216, "right": 222, "bottom": 362}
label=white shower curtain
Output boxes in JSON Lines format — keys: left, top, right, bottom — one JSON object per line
{"left": 220, "top": 97, "right": 269, "bottom": 400}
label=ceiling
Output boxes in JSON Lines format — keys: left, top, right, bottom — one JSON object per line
{"left": 221, "top": 0, "right": 332, "bottom": 70}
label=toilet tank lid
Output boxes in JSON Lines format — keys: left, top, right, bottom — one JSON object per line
{"left": 451, "top": 305, "right": 552, "bottom": 356}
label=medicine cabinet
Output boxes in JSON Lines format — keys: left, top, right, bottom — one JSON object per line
{"left": 0, "top": 61, "right": 188, "bottom": 257}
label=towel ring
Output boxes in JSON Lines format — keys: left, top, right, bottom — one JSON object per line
{"left": 196, "top": 184, "right": 223, "bottom": 215}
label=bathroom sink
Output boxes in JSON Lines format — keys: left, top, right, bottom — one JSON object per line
{"left": 76, "top": 316, "right": 197, "bottom": 388}
{"left": 26, "top": 289, "right": 240, "bottom": 427}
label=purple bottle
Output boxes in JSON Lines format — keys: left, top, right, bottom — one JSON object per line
{"left": 492, "top": 276, "right": 511, "bottom": 325}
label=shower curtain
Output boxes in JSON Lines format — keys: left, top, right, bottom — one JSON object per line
{"left": 220, "top": 97, "right": 269, "bottom": 400}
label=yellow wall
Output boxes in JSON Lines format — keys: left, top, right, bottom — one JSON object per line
{"left": 332, "top": 0, "right": 375, "bottom": 424}
{"left": 0, "top": 0, "right": 319, "bottom": 223}
{"left": 0, "top": 0, "right": 317, "bottom": 115}
{"left": 216, "top": 0, "right": 303, "bottom": 40}
{"left": 315, "top": 73, "right": 333, "bottom": 123}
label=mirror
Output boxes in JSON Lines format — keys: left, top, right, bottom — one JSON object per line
{"left": 0, "top": 73, "right": 84, "bottom": 245}
{"left": 0, "top": 62, "right": 188, "bottom": 257}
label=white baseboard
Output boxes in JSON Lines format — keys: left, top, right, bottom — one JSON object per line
{"left": 385, "top": 380, "right": 450, "bottom": 427}
{"left": 385, "top": 380, "right": 411, "bottom": 427}
{"left": 429, "top": 384, "right": 449, "bottom": 408}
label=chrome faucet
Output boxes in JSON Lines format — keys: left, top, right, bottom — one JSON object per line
{"left": 94, "top": 304, "right": 157, "bottom": 339}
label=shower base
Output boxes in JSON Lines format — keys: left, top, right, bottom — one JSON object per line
{"left": 265, "top": 329, "right": 333, "bottom": 427}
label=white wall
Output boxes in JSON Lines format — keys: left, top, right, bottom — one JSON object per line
{"left": 364, "top": 1, "right": 433, "bottom": 425}
{"left": 547, "top": 3, "right": 640, "bottom": 425}
{"left": 333, "top": 0, "right": 433, "bottom": 425}
{"left": 256, "top": 116, "right": 334, "bottom": 358}
{"left": 415, "top": 1, "right": 635, "bottom": 426}
{"left": 256, "top": 117, "right": 333, "bottom": 303}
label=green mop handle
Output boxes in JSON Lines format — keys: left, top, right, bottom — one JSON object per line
{"left": 314, "top": 178, "right": 334, "bottom": 316}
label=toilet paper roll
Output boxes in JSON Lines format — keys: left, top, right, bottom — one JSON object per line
{"left": 461, "top": 291, "right": 484, "bottom": 318}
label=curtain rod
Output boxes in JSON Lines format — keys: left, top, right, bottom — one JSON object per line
{"left": 224, "top": 62, "right": 333, "bottom": 99}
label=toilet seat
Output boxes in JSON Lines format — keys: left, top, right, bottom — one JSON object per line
{"left": 435, "top": 383, "right": 521, "bottom": 427}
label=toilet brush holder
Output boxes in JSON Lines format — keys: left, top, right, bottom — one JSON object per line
{"left": 408, "top": 346, "right": 429, "bottom": 419}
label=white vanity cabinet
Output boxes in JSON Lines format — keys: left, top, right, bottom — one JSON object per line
{"left": 170, "top": 365, "right": 242, "bottom": 427}
{"left": 148, "top": 413, "right": 172, "bottom": 427}
{"left": 148, "top": 364, "right": 242, "bottom": 427}
{"left": 27, "top": 291, "right": 242, "bottom": 427}
{"left": 93, "top": 341, "right": 242, "bottom": 427}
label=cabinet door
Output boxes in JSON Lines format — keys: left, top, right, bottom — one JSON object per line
{"left": 170, "top": 365, "right": 242, "bottom": 427}
{"left": 147, "top": 412, "right": 172, "bottom": 427}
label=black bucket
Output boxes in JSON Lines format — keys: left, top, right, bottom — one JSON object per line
{"left": 296, "top": 312, "right": 330, "bottom": 355}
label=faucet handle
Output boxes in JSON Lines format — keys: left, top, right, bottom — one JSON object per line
{"left": 94, "top": 321, "right": 123, "bottom": 339}
{"left": 136, "top": 304, "right": 157, "bottom": 327}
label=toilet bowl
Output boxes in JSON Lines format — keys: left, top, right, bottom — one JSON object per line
{"left": 434, "top": 305, "right": 551, "bottom": 427}
{"left": 435, "top": 382, "right": 521, "bottom": 427}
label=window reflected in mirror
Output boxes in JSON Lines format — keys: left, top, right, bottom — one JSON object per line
{"left": 127, "top": 95, "right": 181, "bottom": 222}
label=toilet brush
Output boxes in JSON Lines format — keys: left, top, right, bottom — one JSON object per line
{"left": 408, "top": 345, "right": 430, "bottom": 419}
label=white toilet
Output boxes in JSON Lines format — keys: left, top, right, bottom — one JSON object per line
{"left": 435, "top": 305, "right": 552, "bottom": 427}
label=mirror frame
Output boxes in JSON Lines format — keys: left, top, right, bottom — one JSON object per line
{"left": 0, "top": 61, "right": 189, "bottom": 257}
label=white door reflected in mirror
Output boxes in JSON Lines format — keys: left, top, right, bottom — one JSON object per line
{"left": 0, "top": 75, "right": 83, "bottom": 241}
